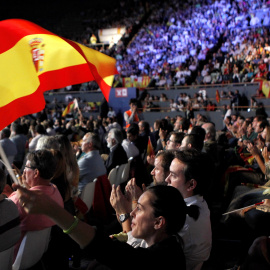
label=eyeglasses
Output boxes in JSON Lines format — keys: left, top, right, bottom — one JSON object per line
{"left": 168, "top": 139, "right": 176, "bottom": 143}
{"left": 24, "top": 165, "right": 36, "bottom": 170}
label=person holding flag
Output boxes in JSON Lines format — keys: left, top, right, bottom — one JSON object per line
{"left": 62, "top": 98, "right": 79, "bottom": 118}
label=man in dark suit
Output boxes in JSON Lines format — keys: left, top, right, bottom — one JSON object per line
{"left": 105, "top": 128, "right": 128, "bottom": 174}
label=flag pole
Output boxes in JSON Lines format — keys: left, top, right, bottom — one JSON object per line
{"left": 0, "top": 144, "right": 18, "bottom": 185}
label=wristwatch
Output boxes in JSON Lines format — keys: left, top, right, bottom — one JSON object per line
{"left": 119, "top": 213, "right": 130, "bottom": 223}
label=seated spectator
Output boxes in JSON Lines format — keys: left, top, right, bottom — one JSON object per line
{"left": 160, "top": 93, "right": 168, "bottom": 101}
{"left": 180, "top": 133, "right": 204, "bottom": 152}
{"left": 203, "top": 72, "right": 212, "bottom": 84}
{"left": 9, "top": 149, "right": 64, "bottom": 256}
{"left": 250, "top": 88, "right": 265, "bottom": 108}
{"left": 202, "top": 122, "right": 219, "bottom": 164}
{"left": 149, "top": 150, "right": 175, "bottom": 185}
{"left": 77, "top": 132, "right": 106, "bottom": 193}
{"left": 105, "top": 128, "right": 128, "bottom": 174}
{"left": 220, "top": 91, "right": 228, "bottom": 98}
{"left": 121, "top": 138, "right": 139, "bottom": 159}
{"left": 0, "top": 168, "right": 21, "bottom": 252}
{"left": 16, "top": 184, "right": 189, "bottom": 269}
{"left": 195, "top": 71, "right": 203, "bottom": 85}
{"left": 117, "top": 149, "right": 213, "bottom": 270}
{"left": 169, "top": 98, "right": 178, "bottom": 112}
{"left": 240, "top": 235, "right": 270, "bottom": 269}
{"left": 206, "top": 101, "right": 216, "bottom": 111}
{"left": 165, "top": 131, "right": 185, "bottom": 150}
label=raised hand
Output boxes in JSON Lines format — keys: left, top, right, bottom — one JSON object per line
{"left": 110, "top": 184, "right": 132, "bottom": 215}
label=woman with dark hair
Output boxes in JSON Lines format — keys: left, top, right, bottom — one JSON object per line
{"left": 54, "top": 134, "right": 80, "bottom": 198}
{"left": 16, "top": 185, "right": 188, "bottom": 270}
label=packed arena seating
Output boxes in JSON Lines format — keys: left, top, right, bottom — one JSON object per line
{"left": 2, "top": 0, "right": 270, "bottom": 269}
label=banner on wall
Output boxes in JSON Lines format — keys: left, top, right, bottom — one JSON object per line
{"left": 122, "top": 76, "right": 151, "bottom": 88}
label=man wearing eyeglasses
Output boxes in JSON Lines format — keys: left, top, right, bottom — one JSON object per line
{"left": 165, "top": 131, "right": 185, "bottom": 150}
{"left": 9, "top": 149, "right": 64, "bottom": 256}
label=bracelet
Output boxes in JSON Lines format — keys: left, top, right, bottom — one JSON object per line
{"left": 63, "top": 216, "right": 79, "bottom": 234}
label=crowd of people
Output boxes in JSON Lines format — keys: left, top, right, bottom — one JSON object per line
{"left": 1, "top": 94, "right": 270, "bottom": 269}
{"left": 52, "top": 0, "right": 270, "bottom": 91}
{"left": 114, "top": 0, "right": 270, "bottom": 88}
{"left": 2, "top": 0, "right": 270, "bottom": 269}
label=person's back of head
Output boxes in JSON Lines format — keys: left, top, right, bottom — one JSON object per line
{"left": 1, "top": 128, "right": 11, "bottom": 139}
{"left": 36, "top": 135, "right": 60, "bottom": 151}
{"left": 202, "top": 122, "right": 216, "bottom": 141}
{"left": 127, "top": 123, "right": 139, "bottom": 137}
{"left": 139, "top": 120, "right": 150, "bottom": 134}
{"left": 49, "top": 149, "right": 69, "bottom": 200}
{"left": 129, "top": 98, "right": 137, "bottom": 106}
{"left": 35, "top": 124, "right": 46, "bottom": 135}
{"left": 11, "top": 122, "right": 23, "bottom": 134}
{"left": 54, "top": 134, "right": 76, "bottom": 161}
{"left": 181, "top": 134, "right": 204, "bottom": 151}
{"left": 190, "top": 126, "right": 206, "bottom": 144}
{"left": 160, "top": 118, "right": 172, "bottom": 133}
{"left": 180, "top": 118, "right": 190, "bottom": 132}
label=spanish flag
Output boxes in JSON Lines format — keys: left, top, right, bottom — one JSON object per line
{"left": 0, "top": 19, "right": 118, "bottom": 130}
{"left": 262, "top": 80, "right": 270, "bottom": 98}
{"left": 62, "top": 98, "right": 79, "bottom": 117}
{"left": 147, "top": 136, "right": 155, "bottom": 157}
{"left": 215, "top": 89, "right": 220, "bottom": 103}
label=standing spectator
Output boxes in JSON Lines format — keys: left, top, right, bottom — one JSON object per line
{"left": 124, "top": 99, "right": 141, "bottom": 130}
{"left": 107, "top": 107, "right": 116, "bottom": 118}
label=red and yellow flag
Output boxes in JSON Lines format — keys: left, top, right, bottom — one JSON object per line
{"left": 147, "top": 136, "right": 155, "bottom": 156}
{"left": 62, "top": 101, "right": 75, "bottom": 117}
{"left": 62, "top": 98, "right": 79, "bottom": 117}
{"left": 216, "top": 89, "right": 220, "bottom": 103}
{"left": 262, "top": 80, "right": 270, "bottom": 98}
{"left": 0, "top": 19, "right": 118, "bottom": 130}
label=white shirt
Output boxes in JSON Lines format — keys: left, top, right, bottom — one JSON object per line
{"left": 224, "top": 108, "right": 232, "bottom": 120}
{"left": 28, "top": 134, "right": 44, "bottom": 152}
{"left": 122, "top": 139, "right": 139, "bottom": 159}
{"left": 182, "top": 195, "right": 212, "bottom": 270}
